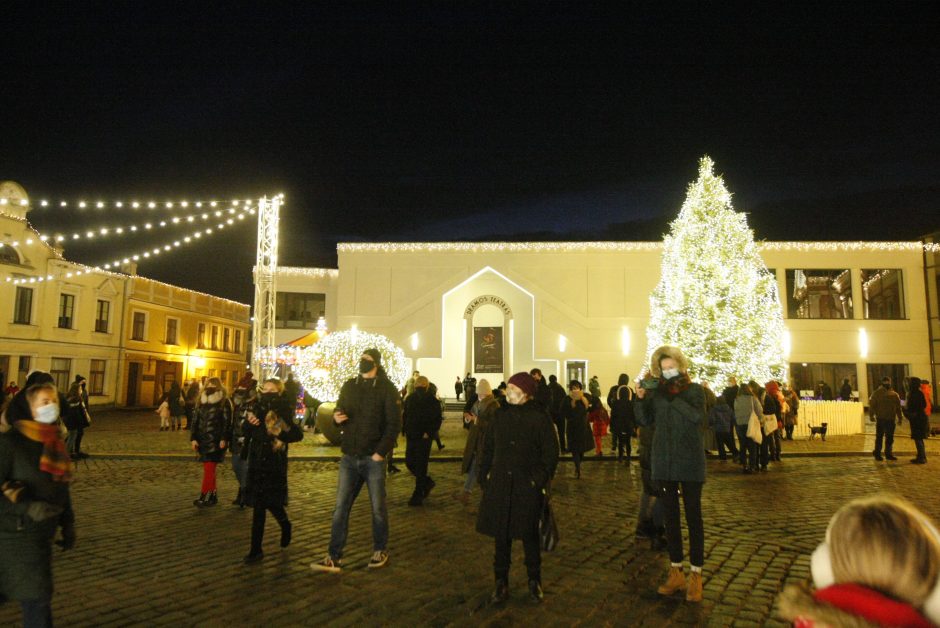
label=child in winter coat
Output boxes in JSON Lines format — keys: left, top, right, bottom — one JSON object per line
{"left": 588, "top": 397, "right": 610, "bottom": 456}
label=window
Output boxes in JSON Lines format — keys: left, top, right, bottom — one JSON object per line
{"left": 50, "top": 357, "right": 71, "bottom": 392}
{"left": 89, "top": 359, "right": 106, "bottom": 395}
{"left": 14, "top": 286, "right": 32, "bottom": 324}
{"left": 865, "top": 364, "right": 909, "bottom": 402}
{"left": 166, "top": 318, "right": 179, "bottom": 345}
{"left": 861, "top": 269, "right": 905, "bottom": 319}
{"left": 95, "top": 300, "right": 110, "bottom": 333}
{"left": 131, "top": 312, "right": 146, "bottom": 341}
{"left": 223, "top": 327, "right": 231, "bottom": 352}
{"left": 234, "top": 329, "right": 242, "bottom": 353}
{"left": 211, "top": 325, "right": 219, "bottom": 350}
{"left": 0, "top": 246, "right": 20, "bottom": 264}
{"left": 58, "top": 293, "right": 76, "bottom": 328}
{"left": 789, "top": 363, "right": 858, "bottom": 400}
{"left": 785, "top": 269, "right": 853, "bottom": 319}
{"left": 276, "top": 292, "right": 326, "bottom": 329}
{"left": 197, "top": 322, "right": 207, "bottom": 349}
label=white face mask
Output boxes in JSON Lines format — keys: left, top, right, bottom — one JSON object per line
{"left": 662, "top": 368, "right": 680, "bottom": 380}
{"left": 506, "top": 388, "right": 525, "bottom": 405}
{"left": 35, "top": 403, "right": 60, "bottom": 424}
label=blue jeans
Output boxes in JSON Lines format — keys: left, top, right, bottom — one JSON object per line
{"left": 328, "top": 454, "right": 388, "bottom": 560}
{"left": 231, "top": 451, "right": 248, "bottom": 489}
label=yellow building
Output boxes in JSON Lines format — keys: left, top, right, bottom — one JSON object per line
{"left": 1, "top": 180, "right": 250, "bottom": 407}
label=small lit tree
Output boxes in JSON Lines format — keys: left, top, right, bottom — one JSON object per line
{"left": 293, "top": 330, "right": 410, "bottom": 402}
{"left": 644, "top": 156, "right": 787, "bottom": 384}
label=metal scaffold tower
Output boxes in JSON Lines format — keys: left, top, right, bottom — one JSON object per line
{"left": 252, "top": 195, "right": 282, "bottom": 378}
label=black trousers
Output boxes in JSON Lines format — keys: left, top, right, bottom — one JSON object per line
{"left": 405, "top": 437, "right": 432, "bottom": 497}
{"left": 659, "top": 480, "right": 704, "bottom": 567}
{"left": 494, "top": 527, "right": 541, "bottom": 582}
{"left": 571, "top": 450, "right": 583, "bottom": 474}
{"left": 554, "top": 416, "right": 566, "bottom": 451}
{"left": 915, "top": 438, "right": 927, "bottom": 461}
{"left": 614, "top": 431, "right": 632, "bottom": 459}
{"left": 250, "top": 503, "right": 288, "bottom": 554}
{"left": 874, "top": 420, "right": 896, "bottom": 455}
{"left": 714, "top": 431, "right": 734, "bottom": 459}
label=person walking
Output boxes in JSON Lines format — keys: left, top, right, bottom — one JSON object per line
{"left": 547, "top": 374, "right": 567, "bottom": 451}
{"left": 733, "top": 383, "right": 763, "bottom": 473}
{"left": 157, "top": 381, "right": 186, "bottom": 432}
{"left": 457, "top": 379, "right": 497, "bottom": 505}
{"left": 869, "top": 377, "right": 902, "bottom": 462}
{"left": 561, "top": 381, "right": 593, "bottom": 478}
{"left": 241, "top": 378, "right": 303, "bottom": 564}
{"left": 230, "top": 384, "right": 258, "bottom": 507}
{"left": 402, "top": 376, "right": 443, "bottom": 506}
{"left": 529, "top": 369, "right": 552, "bottom": 412}
{"left": 454, "top": 376, "right": 463, "bottom": 401}
{"left": 311, "top": 349, "right": 401, "bottom": 573}
{"left": 63, "top": 375, "right": 90, "bottom": 460}
{"left": 190, "top": 377, "right": 233, "bottom": 507}
{"left": 607, "top": 374, "right": 636, "bottom": 462}
{"left": 905, "top": 377, "right": 929, "bottom": 464}
{"left": 477, "top": 372, "right": 559, "bottom": 604}
{"left": 0, "top": 383, "right": 76, "bottom": 628}
{"left": 588, "top": 395, "right": 609, "bottom": 456}
{"left": 634, "top": 345, "right": 706, "bottom": 603}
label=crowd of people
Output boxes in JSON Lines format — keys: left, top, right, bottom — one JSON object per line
{"left": 1, "top": 350, "right": 938, "bottom": 626}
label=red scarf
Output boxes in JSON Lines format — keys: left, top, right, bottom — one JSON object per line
{"left": 14, "top": 420, "right": 73, "bottom": 483}
{"left": 661, "top": 373, "right": 691, "bottom": 396}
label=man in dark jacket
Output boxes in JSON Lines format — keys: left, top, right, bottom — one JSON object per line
{"left": 311, "top": 348, "right": 402, "bottom": 573}
{"left": 402, "top": 376, "right": 443, "bottom": 506}
{"left": 529, "top": 368, "right": 552, "bottom": 411}
{"left": 547, "top": 374, "right": 568, "bottom": 451}
{"left": 869, "top": 377, "right": 903, "bottom": 461}
{"left": 720, "top": 376, "right": 740, "bottom": 456}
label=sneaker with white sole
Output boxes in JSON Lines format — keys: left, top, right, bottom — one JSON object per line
{"left": 368, "top": 550, "right": 389, "bottom": 569}
{"left": 310, "top": 555, "right": 342, "bottom": 573}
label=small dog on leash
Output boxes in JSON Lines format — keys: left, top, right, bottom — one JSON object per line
{"left": 930, "top": 426, "right": 940, "bottom": 437}
{"left": 809, "top": 423, "right": 828, "bottom": 441}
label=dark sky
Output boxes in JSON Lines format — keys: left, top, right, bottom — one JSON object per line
{"left": 3, "top": 3, "right": 939, "bottom": 304}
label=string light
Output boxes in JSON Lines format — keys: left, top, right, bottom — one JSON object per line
{"left": 15, "top": 195, "right": 284, "bottom": 210}
{"left": 273, "top": 266, "right": 340, "bottom": 279}
{"left": 339, "top": 241, "right": 940, "bottom": 254}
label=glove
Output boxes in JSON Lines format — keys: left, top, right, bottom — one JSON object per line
{"left": 56, "top": 522, "right": 76, "bottom": 551}
{"left": 25, "top": 500, "right": 64, "bottom": 522}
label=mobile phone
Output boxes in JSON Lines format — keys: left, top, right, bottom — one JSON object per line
{"left": 640, "top": 378, "right": 659, "bottom": 390}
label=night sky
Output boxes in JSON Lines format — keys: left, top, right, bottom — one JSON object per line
{"left": 3, "top": 3, "right": 939, "bottom": 304}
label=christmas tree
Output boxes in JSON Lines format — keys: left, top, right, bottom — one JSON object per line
{"left": 644, "top": 156, "right": 787, "bottom": 384}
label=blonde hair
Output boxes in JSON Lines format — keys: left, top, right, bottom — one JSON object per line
{"left": 262, "top": 377, "right": 284, "bottom": 393}
{"left": 828, "top": 494, "right": 940, "bottom": 607}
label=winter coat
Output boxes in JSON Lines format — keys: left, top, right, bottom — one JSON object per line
{"left": 158, "top": 389, "right": 186, "bottom": 416}
{"left": 868, "top": 386, "right": 902, "bottom": 422}
{"left": 607, "top": 385, "right": 636, "bottom": 435}
{"left": 402, "top": 388, "right": 443, "bottom": 440}
{"left": 589, "top": 404, "right": 609, "bottom": 438}
{"left": 0, "top": 427, "right": 75, "bottom": 602}
{"left": 335, "top": 373, "right": 402, "bottom": 458}
{"left": 763, "top": 392, "right": 781, "bottom": 422}
{"left": 733, "top": 394, "right": 763, "bottom": 427}
{"left": 461, "top": 395, "right": 498, "bottom": 474}
{"left": 63, "top": 383, "right": 90, "bottom": 430}
{"left": 634, "top": 381, "right": 707, "bottom": 483}
{"left": 784, "top": 391, "right": 800, "bottom": 426}
{"left": 708, "top": 403, "right": 734, "bottom": 433}
{"left": 476, "top": 400, "right": 558, "bottom": 539}
{"left": 561, "top": 395, "right": 594, "bottom": 455}
{"left": 241, "top": 418, "right": 303, "bottom": 509}
{"left": 533, "top": 379, "right": 552, "bottom": 413}
{"left": 905, "top": 388, "right": 930, "bottom": 440}
{"left": 588, "top": 379, "right": 601, "bottom": 399}
{"left": 547, "top": 382, "right": 567, "bottom": 418}
{"left": 190, "top": 393, "right": 233, "bottom": 463}
{"left": 839, "top": 383, "right": 853, "bottom": 401}
{"left": 777, "top": 583, "right": 934, "bottom": 628}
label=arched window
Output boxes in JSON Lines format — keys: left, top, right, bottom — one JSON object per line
{"left": 0, "top": 245, "right": 20, "bottom": 265}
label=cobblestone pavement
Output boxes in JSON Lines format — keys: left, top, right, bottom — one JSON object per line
{"left": 2, "top": 447, "right": 940, "bottom": 627}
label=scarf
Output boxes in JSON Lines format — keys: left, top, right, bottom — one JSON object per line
{"left": 14, "top": 420, "right": 73, "bottom": 482}
{"left": 661, "top": 373, "right": 691, "bottom": 397}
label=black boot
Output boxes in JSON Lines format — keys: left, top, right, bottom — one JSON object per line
{"left": 243, "top": 550, "right": 263, "bottom": 564}
{"left": 423, "top": 476, "right": 436, "bottom": 498}
{"left": 193, "top": 493, "right": 207, "bottom": 507}
{"left": 280, "top": 520, "right": 292, "bottom": 548}
{"left": 204, "top": 491, "right": 218, "bottom": 506}
{"left": 490, "top": 578, "right": 509, "bottom": 605}
{"left": 528, "top": 579, "right": 544, "bottom": 603}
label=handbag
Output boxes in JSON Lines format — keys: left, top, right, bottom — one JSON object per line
{"left": 539, "top": 489, "right": 559, "bottom": 552}
{"left": 747, "top": 410, "right": 763, "bottom": 444}
{"left": 762, "top": 413, "right": 778, "bottom": 434}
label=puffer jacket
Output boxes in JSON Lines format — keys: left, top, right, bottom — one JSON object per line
{"left": 335, "top": 373, "right": 402, "bottom": 458}
{"left": 634, "top": 381, "right": 706, "bottom": 483}
{"left": 190, "top": 393, "right": 233, "bottom": 463}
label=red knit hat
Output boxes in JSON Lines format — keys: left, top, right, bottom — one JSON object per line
{"left": 507, "top": 372, "right": 537, "bottom": 398}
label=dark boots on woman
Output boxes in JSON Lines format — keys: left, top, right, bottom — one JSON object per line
{"left": 193, "top": 491, "right": 218, "bottom": 508}
{"left": 490, "top": 578, "right": 509, "bottom": 605}
{"left": 280, "top": 520, "right": 292, "bottom": 548}
{"left": 528, "top": 579, "right": 544, "bottom": 603}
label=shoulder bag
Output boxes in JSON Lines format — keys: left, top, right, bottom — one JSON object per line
{"left": 746, "top": 409, "right": 763, "bottom": 444}
{"left": 539, "top": 488, "right": 559, "bottom": 552}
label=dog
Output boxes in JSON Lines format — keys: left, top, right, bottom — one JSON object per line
{"left": 930, "top": 426, "right": 940, "bottom": 437}
{"left": 809, "top": 423, "right": 828, "bottom": 441}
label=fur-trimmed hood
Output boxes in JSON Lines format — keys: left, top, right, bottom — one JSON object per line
{"left": 777, "top": 584, "right": 934, "bottom": 628}
{"left": 649, "top": 345, "right": 690, "bottom": 378}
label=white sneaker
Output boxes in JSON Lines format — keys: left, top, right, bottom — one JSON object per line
{"left": 310, "top": 555, "right": 342, "bottom": 573}
{"left": 368, "top": 550, "right": 389, "bottom": 569}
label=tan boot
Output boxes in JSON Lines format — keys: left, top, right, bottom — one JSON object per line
{"left": 686, "top": 571, "right": 703, "bottom": 602}
{"left": 657, "top": 566, "right": 687, "bottom": 595}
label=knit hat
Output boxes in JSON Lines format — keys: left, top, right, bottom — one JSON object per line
{"left": 477, "top": 379, "right": 492, "bottom": 397}
{"left": 507, "top": 372, "right": 537, "bottom": 398}
{"left": 363, "top": 348, "right": 382, "bottom": 366}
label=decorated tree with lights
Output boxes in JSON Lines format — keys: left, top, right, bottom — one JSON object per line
{"left": 644, "top": 156, "right": 787, "bottom": 384}
{"left": 293, "top": 330, "right": 410, "bottom": 402}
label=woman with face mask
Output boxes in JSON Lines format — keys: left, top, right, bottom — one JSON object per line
{"left": 635, "top": 345, "right": 707, "bottom": 603}
{"left": 0, "top": 382, "right": 76, "bottom": 628}
{"left": 561, "top": 381, "right": 593, "bottom": 478}
{"left": 241, "top": 378, "right": 303, "bottom": 563}
{"left": 476, "top": 372, "right": 559, "bottom": 605}
{"left": 190, "top": 377, "right": 233, "bottom": 507}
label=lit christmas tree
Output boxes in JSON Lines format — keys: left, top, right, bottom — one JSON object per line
{"left": 644, "top": 156, "right": 787, "bottom": 384}
{"left": 293, "top": 329, "right": 410, "bottom": 402}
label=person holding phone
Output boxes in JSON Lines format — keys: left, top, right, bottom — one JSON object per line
{"left": 311, "top": 348, "right": 402, "bottom": 573}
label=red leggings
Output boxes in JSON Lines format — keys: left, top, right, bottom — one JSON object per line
{"left": 200, "top": 462, "right": 218, "bottom": 493}
{"left": 594, "top": 435, "right": 603, "bottom": 454}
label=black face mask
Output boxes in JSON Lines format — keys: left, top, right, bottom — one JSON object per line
{"left": 204, "top": 387, "right": 218, "bottom": 395}
{"left": 260, "top": 392, "right": 278, "bottom": 400}
{"left": 359, "top": 359, "right": 375, "bottom": 374}
{"left": 883, "top": 384, "right": 891, "bottom": 390}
